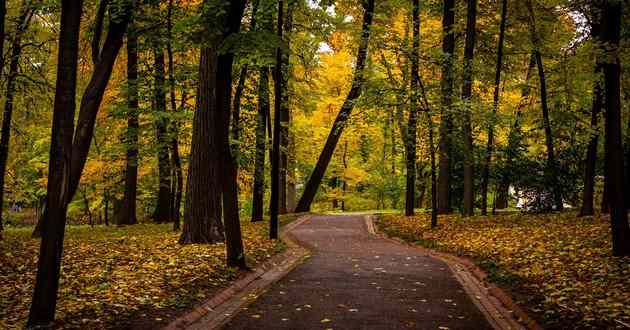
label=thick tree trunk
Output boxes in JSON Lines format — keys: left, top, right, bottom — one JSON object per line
{"left": 27, "top": 1, "right": 83, "bottom": 326}
{"left": 0, "top": 6, "right": 32, "bottom": 235}
{"left": 295, "top": 0, "right": 375, "bottom": 212}
{"left": 602, "top": 0, "right": 630, "bottom": 256}
{"left": 461, "top": 0, "right": 478, "bottom": 217}
{"left": 117, "top": 21, "right": 139, "bottom": 226}
{"left": 526, "top": 0, "right": 562, "bottom": 211}
{"left": 152, "top": 47, "right": 173, "bottom": 223}
{"left": 252, "top": 67, "right": 270, "bottom": 222}
{"left": 179, "top": 48, "right": 225, "bottom": 244}
{"left": 480, "top": 0, "right": 507, "bottom": 216}
{"left": 437, "top": 0, "right": 455, "bottom": 214}
{"left": 405, "top": 0, "right": 420, "bottom": 217}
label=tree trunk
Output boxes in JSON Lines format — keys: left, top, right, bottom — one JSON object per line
{"left": 116, "top": 20, "right": 139, "bottom": 226}
{"left": 481, "top": 0, "right": 507, "bottom": 216}
{"left": 217, "top": 0, "right": 247, "bottom": 268}
{"left": 0, "top": 5, "right": 32, "bottom": 236}
{"left": 279, "top": 1, "right": 296, "bottom": 215}
{"left": 525, "top": 0, "right": 562, "bottom": 211}
{"left": 27, "top": 1, "right": 83, "bottom": 326}
{"left": 461, "top": 0, "right": 478, "bottom": 217}
{"left": 33, "top": 1, "right": 133, "bottom": 237}
{"left": 580, "top": 12, "right": 604, "bottom": 217}
{"left": 602, "top": 0, "right": 630, "bottom": 256}
{"left": 270, "top": 0, "right": 285, "bottom": 239}
{"left": 252, "top": 67, "right": 270, "bottom": 222}
{"left": 152, "top": 46, "right": 173, "bottom": 223}
{"left": 427, "top": 112, "right": 438, "bottom": 228}
{"left": 437, "top": 0, "right": 455, "bottom": 214}
{"left": 179, "top": 47, "right": 225, "bottom": 244}
{"left": 405, "top": 0, "right": 420, "bottom": 217}
{"left": 295, "top": 0, "right": 375, "bottom": 212}
{"left": 341, "top": 141, "right": 348, "bottom": 212}
{"left": 167, "top": 0, "right": 182, "bottom": 230}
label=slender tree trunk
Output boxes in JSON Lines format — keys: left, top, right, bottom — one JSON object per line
{"left": 252, "top": 67, "right": 270, "bottom": 222}
{"left": 0, "top": 5, "right": 32, "bottom": 235}
{"left": 152, "top": 46, "right": 173, "bottom": 223}
{"left": 33, "top": 1, "right": 133, "bottom": 237}
{"left": 167, "top": 0, "right": 182, "bottom": 230}
{"left": 295, "top": 0, "right": 375, "bottom": 212}
{"left": 117, "top": 20, "right": 139, "bottom": 226}
{"left": 405, "top": 0, "right": 420, "bottom": 216}
{"left": 279, "top": 1, "right": 296, "bottom": 215}
{"left": 437, "top": 0, "right": 455, "bottom": 214}
{"left": 341, "top": 140, "right": 348, "bottom": 212}
{"left": 525, "top": 0, "right": 562, "bottom": 211}
{"left": 481, "top": 0, "right": 507, "bottom": 216}
{"left": 580, "top": 11, "right": 603, "bottom": 217}
{"left": 427, "top": 112, "right": 438, "bottom": 228}
{"left": 461, "top": 0, "right": 478, "bottom": 217}
{"left": 602, "top": 0, "right": 630, "bottom": 256}
{"left": 216, "top": 0, "right": 247, "bottom": 268}
{"left": 270, "top": 0, "right": 285, "bottom": 239}
{"left": 27, "top": 1, "right": 83, "bottom": 326}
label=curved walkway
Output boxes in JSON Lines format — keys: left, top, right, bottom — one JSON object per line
{"left": 222, "top": 215, "right": 493, "bottom": 330}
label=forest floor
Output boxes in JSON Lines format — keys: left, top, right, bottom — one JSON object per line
{"left": 0, "top": 213, "right": 304, "bottom": 329}
{"left": 378, "top": 212, "right": 630, "bottom": 329}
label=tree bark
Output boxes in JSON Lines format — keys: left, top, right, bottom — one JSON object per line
{"left": 116, "top": 20, "right": 139, "bottom": 226}
{"left": 525, "top": 0, "right": 563, "bottom": 211}
{"left": 295, "top": 0, "right": 375, "bottom": 212}
{"left": 27, "top": 1, "right": 83, "bottom": 326}
{"left": 480, "top": 0, "right": 507, "bottom": 216}
{"left": 279, "top": 1, "right": 296, "bottom": 215}
{"left": 405, "top": 0, "right": 420, "bottom": 217}
{"left": 152, "top": 46, "right": 173, "bottom": 223}
{"left": 179, "top": 47, "right": 225, "bottom": 244}
{"left": 437, "top": 0, "right": 455, "bottom": 214}
{"left": 601, "top": 0, "right": 630, "bottom": 256}
{"left": 270, "top": 0, "right": 285, "bottom": 239}
{"left": 461, "top": 0, "right": 478, "bottom": 217}
{"left": 167, "top": 0, "right": 182, "bottom": 230}
{"left": 252, "top": 67, "right": 270, "bottom": 222}
{"left": 0, "top": 5, "right": 33, "bottom": 235}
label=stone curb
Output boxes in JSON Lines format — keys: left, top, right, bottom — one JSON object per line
{"left": 164, "top": 215, "right": 312, "bottom": 330}
{"left": 365, "top": 215, "right": 542, "bottom": 330}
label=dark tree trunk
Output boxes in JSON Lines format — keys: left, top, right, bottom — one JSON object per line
{"left": 295, "top": 0, "right": 375, "bottom": 212}
{"left": 601, "top": 0, "right": 630, "bottom": 256}
{"left": 27, "top": 1, "right": 83, "bottom": 326}
{"left": 526, "top": 0, "right": 563, "bottom": 211}
{"left": 270, "top": 0, "right": 285, "bottom": 239}
{"left": 427, "top": 112, "right": 438, "bottom": 228}
{"left": 0, "top": 5, "right": 32, "bottom": 235}
{"left": 33, "top": 1, "right": 133, "bottom": 237}
{"left": 279, "top": 1, "right": 296, "bottom": 215}
{"left": 167, "top": 0, "right": 182, "bottom": 230}
{"left": 152, "top": 46, "right": 173, "bottom": 223}
{"left": 216, "top": 0, "right": 247, "bottom": 268}
{"left": 437, "top": 0, "right": 455, "bottom": 214}
{"left": 341, "top": 141, "right": 348, "bottom": 212}
{"left": 480, "top": 0, "right": 507, "bottom": 216}
{"left": 461, "top": 0, "right": 478, "bottom": 217}
{"left": 405, "top": 0, "right": 420, "bottom": 217}
{"left": 232, "top": 66, "right": 248, "bottom": 158}
{"left": 252, "top": 67, "right": 270, "bottom": 222}
{"left": 580, "top": 13, "right": 604, "bottom": 217}
{"left": 179, "top": 47, "right": 225, "bottom": 244}
{"left": 117, "top": 20, "right": 139, "bottom": 226}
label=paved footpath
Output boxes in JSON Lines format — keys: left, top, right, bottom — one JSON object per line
{"left": 222, "top": 215, "right": 492, "bottom": 330}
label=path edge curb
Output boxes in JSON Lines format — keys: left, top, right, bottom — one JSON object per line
{"left": 364, "top": 215, "right": 542, "bottom": 330}
{"left": 163, "top": 215, "right": 313, "bottom": 330}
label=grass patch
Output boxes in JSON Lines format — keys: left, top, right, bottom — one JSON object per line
{"left": 377, "top": 212, "right": 630, "bottom": 329}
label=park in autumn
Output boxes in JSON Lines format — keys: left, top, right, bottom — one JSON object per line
{"left": 0, "top": 0, "right": 629, "bottom": 329}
